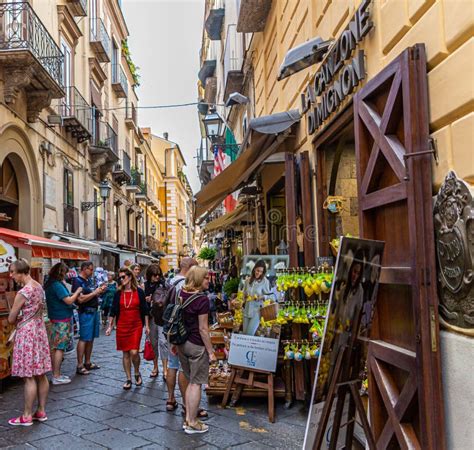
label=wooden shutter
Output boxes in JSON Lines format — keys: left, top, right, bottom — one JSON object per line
{"left": 354, "top": 44, "right": 444, "bottom": 449}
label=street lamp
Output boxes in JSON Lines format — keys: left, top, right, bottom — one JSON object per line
{"left": 203, "top": 106, "right": 224, "bottom": 141}
{"left": 81, "top": 180, "right": 112, "bottom": 212}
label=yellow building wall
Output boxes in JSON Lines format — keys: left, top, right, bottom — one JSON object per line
{"left": 251, "top": 0, "right": 474, "bottom": 187}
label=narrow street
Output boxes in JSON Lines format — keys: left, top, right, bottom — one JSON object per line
{"left": 0, "top": 331, "right": 307, "bottom": 449}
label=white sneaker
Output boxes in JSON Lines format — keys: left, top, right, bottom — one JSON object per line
{"left": 52, "top": 376, "right": 71, "bottom": 385}
{"left": 59, "top": 375, "right": 71, "bottom": 380}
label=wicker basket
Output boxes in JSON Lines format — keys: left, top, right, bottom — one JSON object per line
{"left": 260, "top": 302, "right": 279, "bottom": 321}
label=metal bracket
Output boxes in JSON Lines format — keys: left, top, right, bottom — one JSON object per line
{"left": 403, "top": 138, "right": 438, "bottom": 180}
{"left": 81, "top": 201, "right": 105, "bottom": 212}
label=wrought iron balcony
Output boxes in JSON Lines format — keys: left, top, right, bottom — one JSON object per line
{"left": 135, "top": 183, "right": 148, "bottom": 201}
{"left": 237, "top": 0, "right": 272, "bottom": 33}
{"left": 112, "top": 64, "right": 128, "bottom": 98}
{"left": 126, "top": 169, "right": 141, "bottom": 193}
{"left": 0, "top": 2, "right": 65, "bottom": 122}
{"left": 90, "top": 17, "right": 111, "bottom": 63}
{"left": 66, "top": 0, "right": 87, "bottom": 17}
{"left": 63, "top": 204, "right": 79, "bottom": 235}
{"left": 112, "top": 151, "right": 132, "bottom": 185}
{"left": 223, "top": 25, "right": 245, "bottom": 101}
{"left": 125, "top": 102, "right": 137, "bottom": 129}
{"left": 58, "top": 86, "right": 92, "bottom": 142}
{"left": 89, "top": 121, "right": 119, "bottom": 178}
{"left": 147, "top": 189, "right": 162, "bottom": 215}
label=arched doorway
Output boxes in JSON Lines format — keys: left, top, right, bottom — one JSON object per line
{"left": 0, "top": 157, "right": 19, "bottom": 230}
{"left": 0, "top": 124, "right": 42, "bottom": 235}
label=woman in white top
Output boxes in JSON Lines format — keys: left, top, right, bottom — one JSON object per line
{"left": 242, "top": 260, "right": 271, "bottom": 335}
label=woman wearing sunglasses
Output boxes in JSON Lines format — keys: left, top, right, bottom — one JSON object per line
{"left": 106, "top": 267, "right": 150, "bottom": 390}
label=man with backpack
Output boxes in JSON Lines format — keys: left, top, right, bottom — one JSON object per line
{"left": 163, "top": 257, "right": 208, "bottom": 420}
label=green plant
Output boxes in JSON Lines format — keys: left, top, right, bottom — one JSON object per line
{"left": 122, "top": 39, "right": 141, "bottom": 87}
{"left": 198, "top": 246, "right": 217, "bottom": 261}
{"left": 223, "top": 277, "right": 240, "bottom": 297}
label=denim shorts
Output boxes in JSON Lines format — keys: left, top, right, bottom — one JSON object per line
{"left": 78, "top": 310, "right": 100, "bottom": 342}
{"left": 168, "top": 350, "right": 181, "bottom": 370}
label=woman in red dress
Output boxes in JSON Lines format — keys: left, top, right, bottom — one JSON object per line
{"left": 106, "top": 267, "right": 150, "bottom": 390}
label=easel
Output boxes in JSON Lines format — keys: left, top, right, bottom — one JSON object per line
{"left": 222, "top": 366, "right": 275, "bottom": 423}
{"left": 312, "top": 342, "right": 376, "bottom": 449}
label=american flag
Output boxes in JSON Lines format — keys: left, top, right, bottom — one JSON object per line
{"left": 213, "top": 145, "right": 226, "bottom": 176}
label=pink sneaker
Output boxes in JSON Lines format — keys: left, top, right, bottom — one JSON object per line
{"left": 8, "top": 416, "right": 33, "bottom": 427}
{"left": 32, "top": 411, "right": 48, "bottom": 422}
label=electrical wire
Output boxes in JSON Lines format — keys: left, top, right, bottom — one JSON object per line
{"left": 99, "top": 101, "right": 225, "bottom": 112}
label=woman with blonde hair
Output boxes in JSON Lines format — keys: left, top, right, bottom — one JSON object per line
{"left": 106, "top": 267, "right": 150, "bottom": 390}
{"left": 175, "top": 266, "right": 216, "bottom": 434}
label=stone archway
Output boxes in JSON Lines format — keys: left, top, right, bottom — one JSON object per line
{"left": 0, "top": 123, "right": 42, "bottom": 235}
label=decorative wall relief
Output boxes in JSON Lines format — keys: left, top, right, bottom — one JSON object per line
{"left": 434, "top": 171, "right": 474, "bottom": 335}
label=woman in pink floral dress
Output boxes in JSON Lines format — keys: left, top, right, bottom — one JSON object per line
{"left": 7, "top": 260, "right": 51, "bottom": 426}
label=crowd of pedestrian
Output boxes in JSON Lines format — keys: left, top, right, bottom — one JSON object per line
{"left": 6, "top": 256, "right": 216, "bottom": 435}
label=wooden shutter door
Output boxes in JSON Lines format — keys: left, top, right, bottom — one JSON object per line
{"left": 354, "top": 44, "right": 445, "bottom": 449}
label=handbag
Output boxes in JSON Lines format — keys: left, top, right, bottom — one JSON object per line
{"left": 143, "top": 337, "right": 156, "bottom": 361}
{"left": 6, "top": 306, "right": 43, "bottom": 346}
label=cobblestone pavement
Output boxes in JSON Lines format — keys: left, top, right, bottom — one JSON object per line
{"left": 0, "top": 331, "right": 307, "bottom": 449}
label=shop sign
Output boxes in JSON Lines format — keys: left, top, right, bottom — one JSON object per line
{"left": 301, "top": 0, "right": 373, "bottom": 135}
{"left": 434, "top": 171, "right": 474, "bottom": 335}
{"left": 228, "top": 334, "right": 279, "bottom": 373}
{"left": 0, "top": 240, "right": 16, "bottom": 273}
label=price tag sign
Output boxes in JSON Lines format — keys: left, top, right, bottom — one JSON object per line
{"left": 228, "top": 334, "right": 279, "bottom": 373}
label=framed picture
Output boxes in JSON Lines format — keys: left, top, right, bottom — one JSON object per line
{"left": 303, "top": 237, "right": 384, "bottom": 449}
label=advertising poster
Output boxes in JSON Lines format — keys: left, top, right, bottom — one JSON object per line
{"left": 303, "top": 237, "right": 384, "bottom": 449}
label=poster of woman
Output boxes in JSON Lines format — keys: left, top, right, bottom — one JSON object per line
{"left": 303, "top": 237, "right": 384, "bottom": 449}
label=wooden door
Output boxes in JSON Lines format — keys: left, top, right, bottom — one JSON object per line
{"left": 354, "top": 44, "right": 444, "bottom": 449}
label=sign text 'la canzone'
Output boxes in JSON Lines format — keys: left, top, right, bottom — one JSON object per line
{"left": 301, "top": 0, "right": 373, "bottom": 135}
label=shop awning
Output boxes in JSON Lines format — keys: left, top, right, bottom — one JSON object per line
{"left": 203, "top": 203, "right": 253, "bottom": 233}
{"left": 0, "top": 228, "right": 89, "bottom": 260}
{"left": 50, "top": 233, "right": 102, "bottom": 255}
{"left": 136, "top": 252, "right": 157, "bottom": 265}
{"left": 194, "top": 109, "right": 301, "bottom": 219}
{"left": 277, "top": 37, "right": 333, "bottom": 81}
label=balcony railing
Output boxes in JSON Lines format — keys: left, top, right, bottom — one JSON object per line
{"left": 112, "top": 64, "right": 128, "bottom": 98}
{"left": 135, "top": 183, "right": 147, "bottom": 201}
{"left": 0, "top": 2, "right": 64, "bottom": 90}
{"left": 223, "top": 24, "right": 245, "bottom": 100}
{"left": 112, "top": 150, "right": 132, "bottom": 184}
{"left": 63, "top": 204, "right": 79, "bottom": 234}
{"left": 91, "top": 121, "right": 118, "bottom": 154}
{"left": 125, "top": 102, "right": 137, "bottom": 129}
{"left": 59, "top": 86, "right": 92, "bottom": 142}
{"left": 66, "top": 0, "right": 87, "bottom": 17}
{"left": 90, "top": 17, "right": 110, "bottom": 62}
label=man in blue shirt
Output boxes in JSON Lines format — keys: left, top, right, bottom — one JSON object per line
{"left": 72, "top": 261, "right": 107, "bottom": 375}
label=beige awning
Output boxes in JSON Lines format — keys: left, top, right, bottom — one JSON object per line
{"left": 203, "top": 203, "right": 252, "bottom": 233}
{"left": 195, "top": 110, "right": 300, "bottom": 219}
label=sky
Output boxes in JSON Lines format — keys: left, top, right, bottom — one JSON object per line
{"left": 122, "top": 0, "right": 205, "bottom": 194}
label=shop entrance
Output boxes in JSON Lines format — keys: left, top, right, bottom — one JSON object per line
{"left": 266, "top": 177, "right": 286, "bottom": 255}
{"left": 315, "top": 111, "right": 357, "bottom": 257}
{"left": 0, "top": 157, "right": 19, "bottom": 231}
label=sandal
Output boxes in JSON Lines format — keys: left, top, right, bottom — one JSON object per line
{"left": 166, "top": 400, "right": 178, "bottom": 411}
{"left": 135, "top": 372, "right": 143, "bottom": 387}
{"left": 184, "top": 421, "right": 209, "bottom": 434}
{"left": 76, "top": 366, "right": 90, "bottom": 375}
{"left": 123, "top": 380, "right": 132, "bottom": 390}
{"left": 84, "top": 363, "right": 100, "bottom": 370}
{"left": 150, "top": 369, "right": 158, "bottom": 378}
{"left": 32, "top": 411, "right": 48, "bottom": 422}
{"left": 8, "top": 416, "right": 33, "bottom": 427}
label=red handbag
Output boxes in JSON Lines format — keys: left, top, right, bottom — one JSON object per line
{"left": 143, "top": 338, "right": 156, "bottom": 361}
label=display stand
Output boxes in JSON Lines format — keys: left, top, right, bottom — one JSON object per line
{"left": 222, "top": 366, "right": 275, "bottom": 423}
